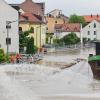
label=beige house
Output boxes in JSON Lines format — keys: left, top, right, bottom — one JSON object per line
{"left": 46, "top": 16, "right": 65, "bottom": 34}
{"left": 46, "top": 9, "right": 69, "bottom": 34}
{"left": 19, "top": 12, "right": 46, "bottom": 48}
{"left": 11, "top": 0, "right": 46, "bottom": 48}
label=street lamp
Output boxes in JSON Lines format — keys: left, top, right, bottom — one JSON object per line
{"left": 6, "top": 20, "right": 18, "bottom": 56}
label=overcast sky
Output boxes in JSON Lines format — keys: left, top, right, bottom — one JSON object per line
{"left": 5, "top": 0, "right": 100, "bottom": 16}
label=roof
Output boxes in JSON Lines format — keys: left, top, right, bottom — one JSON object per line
{"left": 19, "top": 12, "right": 45, "bottom": 24}
{"left": 18, "top": 0, "right": 44, "bottom": 16}
{"left": 83, "top": 15, "right": 100, "bottom": 23}
{"left": 10, "top": 0, "right": 45, "bottom": 23}
{"left": 55, "top": 23, "right": 81, "bottom": 32}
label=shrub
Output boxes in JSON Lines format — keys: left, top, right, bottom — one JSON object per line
{"left": 0, "top": 49, "right": 6, "bottom": 63}
{"left": 26, "top": 37, "right": 37, "bottom": 54}
{"left": 62, "top": 32, "right": 80, "bottom": 45}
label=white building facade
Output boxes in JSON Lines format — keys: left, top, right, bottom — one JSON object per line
{"left": 0, "top": 0, "right": 19, "bottom": 53}
{"left": 81, "top": 20, "right": 100, "bottom": 41}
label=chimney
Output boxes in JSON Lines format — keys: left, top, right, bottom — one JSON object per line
{"left": 97, "top": 14, "right": 99, "bottom": 18}
{"left": 26, "top": 0, "right": 33, "bottom": 2}
{"left": 91, "top": 14, "right": 93, "bottom": 18}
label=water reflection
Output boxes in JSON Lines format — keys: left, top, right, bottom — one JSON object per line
{"left": 37, "top": 47, "right": 95, "bottom": 68}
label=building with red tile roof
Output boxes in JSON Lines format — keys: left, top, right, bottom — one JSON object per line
{"left": 10, "top": 0, "right": 45, "bottom": 16}
{"left": 54, "top": 23, "right": 81, "bottom": 39}
{"left": 19, "top": 0, "right": 44, "bottom": 16}
{"left": 83, "top": 14, "right": 100, "bottom": 23}
{"left": 55, "top": 23, "right": 81, "bottom": 32}
{"left": 10, "top": 0, "right": 45, "bottom": 23}
{"left": 10, "top": 0, "right": 46, "bottom": 48}
{"left": 19, "top": 12, "right": 45, "bottom": 24}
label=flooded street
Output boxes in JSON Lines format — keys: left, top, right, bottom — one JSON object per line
{"left": 1, "top": 47, "right": 100, "bottom": 100}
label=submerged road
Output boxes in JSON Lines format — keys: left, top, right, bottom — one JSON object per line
{"left": 0, "top": 61, "right": 100, "bottom": 100}
{"left": 0, "top": 47, "right": 100, "bottom": 100}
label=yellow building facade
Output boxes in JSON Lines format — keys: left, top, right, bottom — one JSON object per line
{"left": 46, "top": 16, "right": 65, "bottom": 33}
{"left": 19, "top": 22, "right": 46, "bottom": 48}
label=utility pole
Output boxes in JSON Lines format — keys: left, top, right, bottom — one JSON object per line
{"left": 6, "top": 20, "right": 18, "bottom": 57}
{"left": 80, "top": 23, "right": 83, "bottom": 48}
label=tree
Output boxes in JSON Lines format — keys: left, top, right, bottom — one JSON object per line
{"left": 61, "top": 32, "right": 80, "bottom": 45}
{"left": 26, "top": 37, "right": 35, "bottom": 54}
{"left": 69, "top": 14, "right": 86, "bottom": 27}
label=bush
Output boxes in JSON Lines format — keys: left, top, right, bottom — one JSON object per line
{"left": 0, "top": 49, "right": 6, "bottom": 63}
{"left": 62, "top": 32, "right": 80, "bottom": 45}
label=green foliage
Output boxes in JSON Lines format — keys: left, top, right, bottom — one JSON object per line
{"left": 46, "top": 37, "right": 49, "bottom": 44}
{"left": 61, "top": 32, "right": 80, "bottom": 45}
{"left": 19, "top": 31, "right": 30, "bottom": 53}
{"left": 53, "top": 38, "right": 60, "bottom": 44}
{"left": 24, "top": 31, "right": 30, "bottom": 36}
{"left": 29, "top": 27, "right": 34, "bottom": 33}
{"left": 46, "top": 33, "right": 53, "bottom": 44}
{"left": 0, "top": 49, "right": 6, "bottom": 63}
{"left": 69, "top": 14, "right": 86, "bottom": 27}
{"left": 26, "top": 37, "right": 35, "bottom": 54}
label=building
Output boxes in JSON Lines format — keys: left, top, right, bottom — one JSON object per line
{"left": 54, "top": 23, "right": 81, "bottom": 39}
{"left": 46, "top": 16, "right": 65, "bottom": 34}
{"left": 11, "top": 0, "right": 46, "bottom": 48}
{"left": 47, "top": 9, "right": 62, "bottom": 18}
{"left": 46, "top": 9, "right": 69, "bottom": 34}
{"left": 83, "top": 14, "right": 100, "bottom": 24}
{"left": 81, "top": 20, "right": 100, "bottom": 41}
{"left": 0, "top": 0, "right": 19, "bottom": 53}
{"left": 19, "top": 12, "right": 46, "bottom": 48}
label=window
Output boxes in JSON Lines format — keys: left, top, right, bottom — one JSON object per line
{"left": 46, "top": 27, "right": 48, "bottom": 30}
{"left": 94, "top": 38, "right": 96, "bottom": 40}
{"left": 19, "top": 27, "right": 22, "bottom": 32}
{"left": 94, "top": 23, "right": 96, "bottom": 28}
{"left": 88, "top": 38, "right": 91, "bottom": 41}
{"left": 55, "top": 21, "right": 57, "bottom": 23}
{"left": 94, "top": 31, "right": 96, "bottom": 35}
{"left": 88, "top": 31, "right": 90, "bottom": 35}
{"left": 6, "top": 38, "right": 11, "bottom": 45}
{"left": 56, "top": 30, "right": 60, "bottom": 33}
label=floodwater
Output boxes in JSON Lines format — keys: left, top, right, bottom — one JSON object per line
{"left": 1, "top": 47, "right": 100, "bottom": 100}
